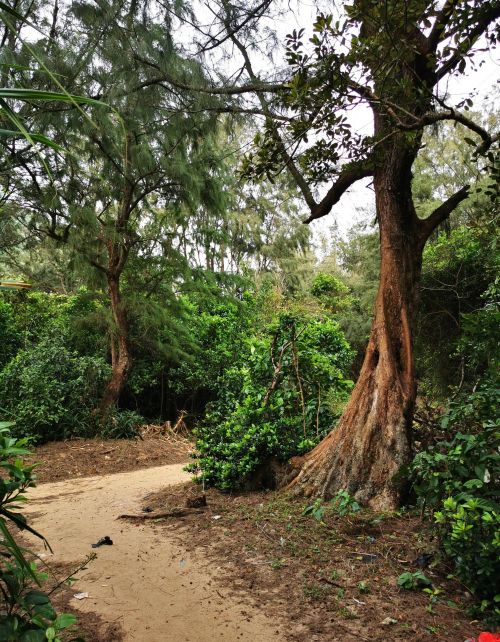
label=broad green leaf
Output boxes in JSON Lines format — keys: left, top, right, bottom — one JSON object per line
{"left": 0, "top": 128, "right": 65, "bottom": 151}
{"left": 0, "top": 88, "right": 106, "bottom": 108}
{"left": 54, "top": 613, "right": 77, "bottom": 629}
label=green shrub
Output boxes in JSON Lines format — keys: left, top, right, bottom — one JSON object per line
{"left": 410, "top": 382, "right": 500, "bottom": 618}
{"left": 416, "top": 226, "right": 497, "bottom": 396}
{"left": 189, "top": 313, "right": 353, "bottom": 490}
{"left": 311, "top": 273, "right": 349, "bottom": 298}
{"left": 101, "top": 410, "right": 143, "bottom": 439}
{"left": 311, "top": 273, "right": 353, "bottom": 312}
{"left": 168, "top": 295, "right": 255, "bottom": 397}
{"left": 0, "top": 425, "right": 80, "bottom": 641}
{"left": 0, "top": 338, "right": 111, "bottom": 442}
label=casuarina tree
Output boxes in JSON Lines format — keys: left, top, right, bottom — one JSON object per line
{"left": 0, "top": 0, "right": 226, "bottom": 415}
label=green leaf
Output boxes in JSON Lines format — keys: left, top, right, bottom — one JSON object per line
{"left": 0, "top": 88, "right": 106, "bottom": 108}
{"left": 0, "top": 517, "right": 39, "bottom": 583}
{"left": 54, "top": 613, "right": 77, "bottom": 629}
{"left": 2, "top": 507, "right": 52, "bottom": 549}
{"left": 20, "top": 631, "right": 46, "bottom": 642}
{"left": 25, "top": 590, "right": 51, "bottom": 605}
{"left": 0, "top": 128, "right": 65, "bottom": 151}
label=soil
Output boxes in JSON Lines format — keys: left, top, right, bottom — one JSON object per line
{"left": 22, "top": 438, "right": 486, "bottom": 642}
{"left": 25, "top": 435, "right": 192, "bottom": 483}
{"left": 142, "top": 483, "right": 485, "bottom": 642}
{"left": 22, "top": 447, "right": 284, "bottom": 642}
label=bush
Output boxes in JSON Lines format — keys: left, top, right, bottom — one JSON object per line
{"left": 101, "top": 410, "right": 143, "bottom": 439}
{"left": 311, "top": 273, "right": 353, "bottom": 312}
{"left": 189, "top": 313, "right": 353, "bottom": 490}
{"left": 0, "top": 338, "right": 111, "bottom": 442}
{"left": 410, "top": 382, "right": 500, "bottom": 619}
{"left": 0, "top": 289, "right": 107, "bottom": 356}
{"left": 416, "top": 226, "right": 497, "bottom": 396}
{"left": 167, "top": 295, "right": 255, "bottom": 398}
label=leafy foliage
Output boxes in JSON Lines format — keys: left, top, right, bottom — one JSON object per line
{"left": 417, "top": 225, "right": 498, "bottom": 396}
{"left": 0, "top": 337, "right": 110, "bottom": 442}
{"left": 0, "top": 299, "right": 19, "bottom": 369}
{"left": 100, "top": 410, "right": 143, "bottom": 440}
{"left": 190, "top": 312, "right": 353, "bottom": 489}
{"left": 302, "top": 498, "right": 326, "bottom": 522}
{"left": 411, "top": 382, "right": 500, "bottom": 616}
{"left": 331, "top": 490, "right": 361, "bottom": 517}
{"left": 397, "top": 571, "right": 432, "bottom": 591}
{"left": 167, "top": 293, "right": 255, "bottom": 400}
{"left": 315, "top": 224, "right": 379, "bottom": 376}
{"left": 311, "top": 273, "right": 353, "bottom": 313}
{"left": 302, "top": 490, "right": 360, "bottom": 522}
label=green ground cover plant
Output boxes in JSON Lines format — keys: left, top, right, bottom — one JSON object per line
{"left": 411, "top": 381, "right": 500, "bottom": 622}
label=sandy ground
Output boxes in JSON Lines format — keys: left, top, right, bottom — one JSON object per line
{"left": 23, "top": 464, "right": 284, "bottom": 642}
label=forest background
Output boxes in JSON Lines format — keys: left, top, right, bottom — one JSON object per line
{"left": 0, "top": 0, "right": 499, "bottom": 628}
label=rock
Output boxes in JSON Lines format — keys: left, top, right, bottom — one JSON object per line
{"left": 381, "top": 617, "right": 398, "bottom": 626}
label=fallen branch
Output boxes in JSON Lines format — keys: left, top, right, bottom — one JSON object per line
{"left": 118, "top": 508, "right": 205, "bottom": 520}
{"left": 47, "top": 552, "right": 97, "bottom": 596}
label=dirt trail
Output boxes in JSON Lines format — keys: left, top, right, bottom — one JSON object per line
{"left": 23, "top": 464, "right": 284, "bottom": 642}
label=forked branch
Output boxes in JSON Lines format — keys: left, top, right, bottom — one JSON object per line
{"left": 435, "top": 5, "right": 500, "bottom": 82}
{"left": 303, "top": 162, "right": 373, "bottom": 223}
{"left": 419, "top": 184, "right": 471, "bottom": 241}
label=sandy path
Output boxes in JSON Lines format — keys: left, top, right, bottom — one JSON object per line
{"left": 23, "top": 464, "right": 283, "bottom": 642}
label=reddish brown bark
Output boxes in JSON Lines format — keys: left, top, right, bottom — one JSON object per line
{"left": 98, "top": 167, "right": 134, "bottom": 417}
{"left": 99, "top": 274, "right": 132, "bottom": 415}
{"left": 288, "top": 129, "right": 428, "bottom": 510}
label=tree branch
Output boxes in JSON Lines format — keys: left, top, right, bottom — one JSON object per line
{"left": 391, "top": 109, "right": 498, "bottom": 150}
{"left": 186, "top": 105, "right": 294, "bottom": 122}
{"left": 435, "top": 5, "right": 500, "bottom": 82}
{"left": 223, "top": 19, "right": 317, "bottom": 211}
{"left": 90, "top": 258, "right": 107, "bottom": 274}
{"left": 194, "top": 0, "right": 272, "bottom": 55}
{"left": 426, "top": 0, "right": 461, "bottom": 53}
{"left": 131, "top": 59, "right": 287, "bottom": 97}
{"left": 418, "top": 184, "right": 470, "bottom": 241}
{"left": 303, "top": 162, "right": 373, "bottom": 224}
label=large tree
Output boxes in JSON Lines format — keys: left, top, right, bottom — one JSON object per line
{"left": 159, "top": 0, "right": 500, "bottom": 508}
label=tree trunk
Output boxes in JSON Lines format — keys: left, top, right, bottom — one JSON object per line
{"left": 288, "top": 138, "right": 424, "bottom": 510}
{"left": 99, "top": 274, "right": 132, "bottom": 416}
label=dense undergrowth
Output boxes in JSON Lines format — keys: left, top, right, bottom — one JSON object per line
{"left": 189, "top": 312, "right": 354, "bottom": 489}
{"left": 0, "top": 224, "right": 499, "bottom": 624}
{"left": 411, "top": 380, "right": 500, "bottom": 623}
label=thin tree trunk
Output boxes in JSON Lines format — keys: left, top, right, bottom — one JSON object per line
{"left": 98, "top": 145, "right": 134, "bottom": 416}
{"left": 99, "top": 273, "right": 132, "bottom": 415}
